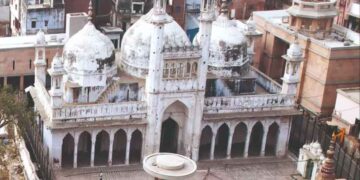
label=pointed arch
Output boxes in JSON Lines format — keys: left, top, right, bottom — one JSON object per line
{"left": 112, "top": 129, "right": 127, "bottom": 165}
{"left": 130, "top": 130, "right": 142, "bottom": 164}
{"left": 94, "top": 130, "right": 110, "bottom": 166}
{"left": 77, "top": 131, "right": 91, "bottom": 167}
{"left": 199, "top": 126, "right": 213, "bottom": 160}
{"left": 265, "top": 122, "right": 280, "bottom": 156}
{"left": 160, "top": 118, "right": 179, "bottom": 153}
{"left": 249, "top": 121, "right": 264, "bottom": 156}
{"left": 61, "top": 133, "right": 74, "bottom": 168}
{"left": 215, "top": 123, "right": 229, "bottom": 159}
{"left": 231, "top": 122, "right": 247, "bottom": 157}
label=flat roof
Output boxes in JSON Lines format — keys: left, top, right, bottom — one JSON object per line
{"left": 0, "top": 33, "right": 66, "bottom": 50}
{"left": 253, "top": 10, "right": 360, "bottom": 49}
{"left": 337, "top": 87, "right": 360, "bottom": 104}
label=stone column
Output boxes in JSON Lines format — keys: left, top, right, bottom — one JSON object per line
{"left": 125, "top": 133, "right": 131, "bottom": 165}
{"left": 226, "top": 130, "right": 234, "bottom": 159}
{"left": 20, "top": 75, "right": 24, "bottom": 91}
{"left": 260, "top": 128, "right": 269, "bottom": 156}
{"left": 108, "top": 133, "right": 114, "bottom": 166}
{"left": 73, "top": 135, "right": 79, "bottom": 168}
{"left": 244, "top": 130, "right": 251, "bottom": 158}
{"left": 210, "top": 133, "right": 216, "bottom": 160}
{"left": 90, "top": 134, "right": 96, "bottom": 167}
{"left": 3, "top": 76, "right": 7, "bottom": 87}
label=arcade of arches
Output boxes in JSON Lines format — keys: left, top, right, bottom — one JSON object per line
{"left": 61, "top": 128, "right": 144, "bottom": 168}
{"left": 60, "top": 118, "right": 289, "bottom": 168}
{"left": 199, "top": 120, "right": 287, "bottom": 160}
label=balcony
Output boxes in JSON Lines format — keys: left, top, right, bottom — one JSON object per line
{"left": 204, "top": 94, "right": 295, "bottom": 114}
{"left": 52, "top": 101, "right": 147, "bottom": 121}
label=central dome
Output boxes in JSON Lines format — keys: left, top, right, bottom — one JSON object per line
{"left": 63, "top": 22, "right": 115, "bottom": 74}
{"left": 119, "top": 9, "right": 191, "bottom": 79}
{"left": 62, "top": 21, "right": 115, "bottom": 87}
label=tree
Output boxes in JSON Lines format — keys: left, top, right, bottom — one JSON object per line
{"left": 0, "top": 86, "right": 34, "bottom": 129}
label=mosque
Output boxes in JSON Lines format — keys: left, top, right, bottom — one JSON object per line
{"left": 28, "top": 0, "right": 302, "bottom": 169}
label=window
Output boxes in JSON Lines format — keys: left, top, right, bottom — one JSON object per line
{"left": 46, "top": 59, "right": 49, "bottom": 68}
{"left": 12, "top": 60, "right": 15, "bottom": 70}
{"left": 132, "top": 2, "right": 144, "bottom": 14}
{"left": 31, "top": 20, "right": 37, "bottom": 28}
{"left": 44, "top": 20, "right": 48, "bottom": 27}
{"left": 29, "top": 59, "right": 32, "bottom": 69}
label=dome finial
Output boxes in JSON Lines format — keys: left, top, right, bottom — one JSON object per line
{"left": 220, "top": 0, "right": 228, "bottom": 16}
{"left": 88, "top": 0, "right": 93, "bottom": 21}
{"left": 294, "top": 31, "right": 299, "bottom": 44}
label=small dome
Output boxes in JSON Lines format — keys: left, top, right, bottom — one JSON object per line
{"left": 63, "top": 22, "right": 115, "bottom": 74}
{"left": 287, "top": 37, "right": 303, "bottom": 59}
{"left": 35, "top": 29, "right": 46, "bottom": 45}
{"left": 51, "top": 53, "right": 63, "bottom": 69}
{"left": 119, "top": 9, "right": 190, "bottom": 78}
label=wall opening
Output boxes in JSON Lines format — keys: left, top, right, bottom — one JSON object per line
{"left": 77, "top": 131, "right": 91, "bottom": 167}
{"left": 112, "top": 129, "right": 127, "bottom": 165}
{"left": 94, "top": 130, "right": 110, "bottom": 166}
{"left": 199, "top": 126, "right": 212, "bottom": 160}
{"left": 215, "top": 123, "right": 229, "bottom": 159}
{"left": 249, "top": 122, "right": 264, "bottom": 156}
{"left": 231, "top": 122, "right": 247, "bottom": 157}
{"left": 160, "top": 118, "right": 179, "bottom": 153}
{"left": 61, "top": 133, "right": 74, "bottom": 168}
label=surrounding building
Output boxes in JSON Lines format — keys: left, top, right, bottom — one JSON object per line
{"left": 329, "top": 87, "right": 360, "bottom": 137}
{"left": 0, "top": 0, "right": 10, "bottom": 36}
{"left": 225, "top": 0, "right": 292, "bottom": 20}
{"left": 27, "top": 0, "right": 302, "bottom": 172}
{"left": 335, "top": 0, "right": 360, "bottom": 33}
{"left": 10, "top": 0, "right": 65, "bottom": 35}
{"left": 253, "top": 0, "right": 360, "bottom": 117}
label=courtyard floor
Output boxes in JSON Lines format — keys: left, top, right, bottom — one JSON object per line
{"left": 56, "top": 156, "right": 304, "bottom": 180}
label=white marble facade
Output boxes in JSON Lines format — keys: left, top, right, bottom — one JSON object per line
{"left": 29, "top": 0, "right": 303, "bottom": 169}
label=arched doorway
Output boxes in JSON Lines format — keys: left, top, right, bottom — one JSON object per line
{"left": 231, "top": 122, "right": 247, "bottom": 157}
{"left": 161, "top": 100, "right": 188, "bottom": 154}
{"left": 160, "top": 118, "right": 179, "bottom": 153}
{"left": 214, "top": 124, "right": 229, "bottom": 159}
{"left": 77, "top": 131, "right": 91, "bottom": 167}
{"left": 199, "top": 126, "right": 213, "bottom": 160}
{"left": 94, "top": 130, "right": 110, "bottom": 166}
{"left": 249, "top": 122, "right": 264, "bottom": 156}
{"left": 112, "top": 129, "right": 127, "bottom": 165}
{"left": 265, "top": 122, "right": 280, "bottom": 156}
{"left": 130, "top": 130, "right": 142, "bottom": 164}
{"left": 61, "top": 133, "right": 74, "bottom": 168}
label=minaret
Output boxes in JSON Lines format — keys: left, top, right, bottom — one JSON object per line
{"left": 316, "top": 135, "right": 336, "bottom": 180}
{"left": 281, "top": 34, "right": 303, "bottom": 94}
{"left": 145, "top": 0, "right": 172, "bottom": 155}
{"left": 198, "top": 0, "right": 215, "bottom": 90}
{"left": 34, "top": 29, "right": 47, "bottom": 86}
{"left": 48, "top": 53, "right": 65, "bottom": 108}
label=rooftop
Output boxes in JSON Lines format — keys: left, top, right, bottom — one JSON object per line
{"left": 253, "top": 10, "right": 360, "bottom": 49}
{"left": 337, "top": 87, "right": 360, "bottom": 104}
{"left": 0, "top": 33, "right": 66, "bottom": 50}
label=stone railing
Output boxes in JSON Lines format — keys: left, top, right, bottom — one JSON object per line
{"left": 251, "top": 67, "right": 282, "bottom": 94}
{"left": 204, "top": 94, "right": 295, "bottom": 113}
{"left": 52, "top": 101, "right": 147, "bottom": 121}
{"left": 35, "top": 81, "right": 52, "bottom": 118}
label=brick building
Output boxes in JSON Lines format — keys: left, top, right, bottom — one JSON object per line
{"left": 253, "top": 0, "right": 360, "bottom": 116}
{"left": 335, "top": 0, "right": 360, "bottom": 33}
{"left": 227, "top": 0, "right": 292, "bottom": 20}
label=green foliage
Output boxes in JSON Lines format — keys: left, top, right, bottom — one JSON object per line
{"left": 0, "top": 86, "right": 34, "bottom": 130}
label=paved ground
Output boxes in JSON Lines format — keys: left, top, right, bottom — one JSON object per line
{"left": 56, "top": 156, "right": 305, "bottom": 180}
